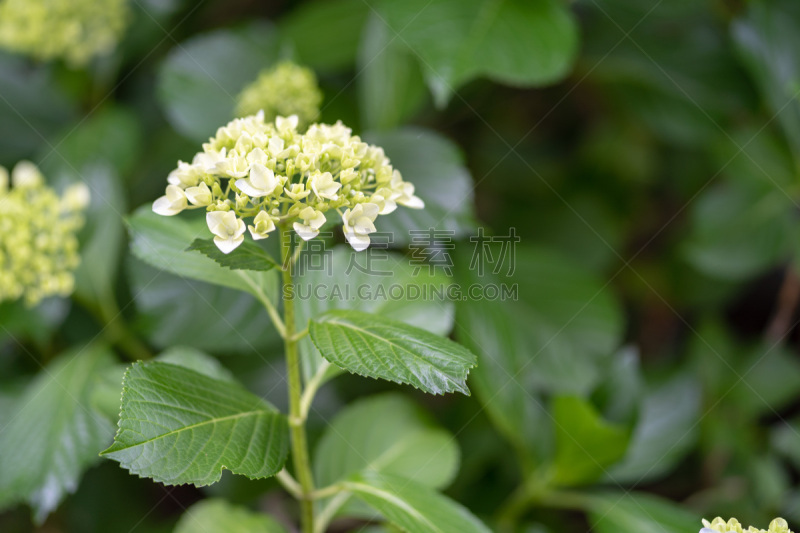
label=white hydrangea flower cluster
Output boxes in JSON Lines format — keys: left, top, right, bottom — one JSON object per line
{"left": 235, "top": 61, "right": 323, "bottom": 129}
{"left": 701, "top": 517, "right": 792, "bottom": 533}
{"left": 0, "top": 162, "right": 90, "bottom": 306}
{"left": 153, "top": 112, "right": 423, "bottom": 253}
{"left": 0, "top": 0, "right": 129, "bottom": 65}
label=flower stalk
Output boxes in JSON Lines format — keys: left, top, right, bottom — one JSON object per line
{"left": 280, "top": 222, "right": 315, "bottom": 533}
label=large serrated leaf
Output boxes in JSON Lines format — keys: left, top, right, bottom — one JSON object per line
{"left": 0, "top": 345, "right": 116, "bottom": 524}
{"left": 174, "top": 498, "right": 287, "bottom": 533}
{"left": 102, "top": 361, "right": 289, "bottom": 486}
{"left": 294, "top": 246, "right": 455, "bottom": 384}
{"left": 343, "top": 472, "right": 491, "bottom": 533}
{"left": 309, "top": 310, "right": 476, "bottom": 395}
{"left": 188, "top": 238, "right": 278, "bottom": 272}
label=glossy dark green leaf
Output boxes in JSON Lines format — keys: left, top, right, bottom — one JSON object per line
{"left": 0, "top": 345, "right": 116, "bottom": 523}
{"left": 375, "top": 0, "right": 578, "bottom": 106}
{"left": 157, "top": 23, "right": 281, "bottom": 142}
{"left": 102, "top": 361, "right": 289, "bottom": 486}
{"left": 358, "top": 12, "right": 427, "bottom": 130}
{"left": 309, "top": 310, "right": 477, "bottom": 395}
{"left": 280, "top": 0, "right": 370, "bottom": 72}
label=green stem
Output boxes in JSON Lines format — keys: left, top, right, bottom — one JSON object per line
{"left": 280, "top": 223, "right": 315, "bottom": 533}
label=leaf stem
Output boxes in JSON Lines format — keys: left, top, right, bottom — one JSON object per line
{"left": 276, "top": 468, "right": 304, "bottom": 499}
{"left": 309, "top": 483, "right": 344, "bottom": 500}
{"left": 280, "top": 223, "right": 316, "bottom": 533}
{"left": 299, "top": 360, "right": 330, "bottom": 421}
{"left": 313, "top": 491, "right": 351, "bottom": 533}
{"left": 236, "top": 270, "right": 286, "bottom": 338}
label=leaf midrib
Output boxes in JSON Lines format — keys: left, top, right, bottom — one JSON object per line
{"left": 343, "top": 481, "right": 441, "bottom": 532}
{"left": 106, "top": 409, "right": 269, "bottom": 452}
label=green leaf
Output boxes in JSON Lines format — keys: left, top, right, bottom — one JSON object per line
{"left": 71, "top": 165, "right": 127, "bottom": 306}
{"left": 455, "top": 245, "right": 624, "bottom": 460}
{"left": 587, "top": 491, "right": 700, "bottom": 533}
{"left": 38, "top": 106, "right": 142, "bottom": 177}
{"left": 0, "top": 345, "right": 116, "bottom": 524}
{"left": 309, "top": 310, "right": 477, "bottom": 395}
{"left": 294, "top": 246, "right": 455, "bottom": 384}
{"left": 358, "top": 12, "right": 427, "bottom": 130}
{"left": 375, "top": 0, "right": 579, "bottom": 106}
{"left": 771, "top": 417, "right": 800, "bottom": 471}
{"left": 0, "top": 52, "right": 77, "bottom": 161}
{"left": 605, "top": 375, "right": 700, "bottom": 484}
{"left": 280, "top": 0, "right": 370, "bottom": 72}
{"left": 102, "top": 361, "right": 289, "bottom": 486}
{"left": 552, "top": 396, "right": 629, "bottom": 486}
{"left": 364, "top": 128, "right": 477, "bottom": 245}
{"left": 127, "top": 258, "right": 282, "bottom": 354}
{"left": 682, "top": 181, "right": 796, "bottom": 281}
{"left": 156, "top": 347, "right": 237, "bottom": 384}
{"left": 733, "top": 0, "right": 800, "bottom": 159}
{"left": 127, "top": 206, "right": 278, "bottom": 300}
{"left": 188, "top": 238, "right": 278, "bottom": 272}
{"left": 314, "top": 394, "right": 459, "bottom": 489}
{"left": 343, "top": 472, "right": 491, "bottom": 533}
{"left": 174, "top": 498, "right": 287, "bottom": 533}
{"left": 157, "top": 23, "right": 281, "bottom": 142}
{"left": 583, "top": 3, "right": 747, "bottom": 145}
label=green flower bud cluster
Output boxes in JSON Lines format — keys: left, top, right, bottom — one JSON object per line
{"left": 0, "top": 162, "right": 90, "bottom": 306}
{"left": 701, "top": 517, "right": 793, "bottom": 533}
{"left": 0, "top": 0, "right": 129, "bottom": 66}
{"left": 235, "top": 61, "right": 323, "bottom": 128}
{"left": 153, "top": 111, "right": 424, "bottom": 253}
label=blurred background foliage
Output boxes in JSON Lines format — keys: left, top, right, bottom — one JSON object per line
{"left": 2, "top": 0, "right": 800, "bottom": 532}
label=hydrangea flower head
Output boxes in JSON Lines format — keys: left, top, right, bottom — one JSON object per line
{"left": 0, "top": 0, "right": 129, "bottom": 65}
{"left": 235, "top": 61, "right": 323, "bottom": 128}
{"left": 0, "top": 162, "right": 89, "bottom": 306}
{"left": 153, "top": 112, "right": 423, "bottom": 253}
{"left": 701, "top": 517, "right": 793, "bottom": 533}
